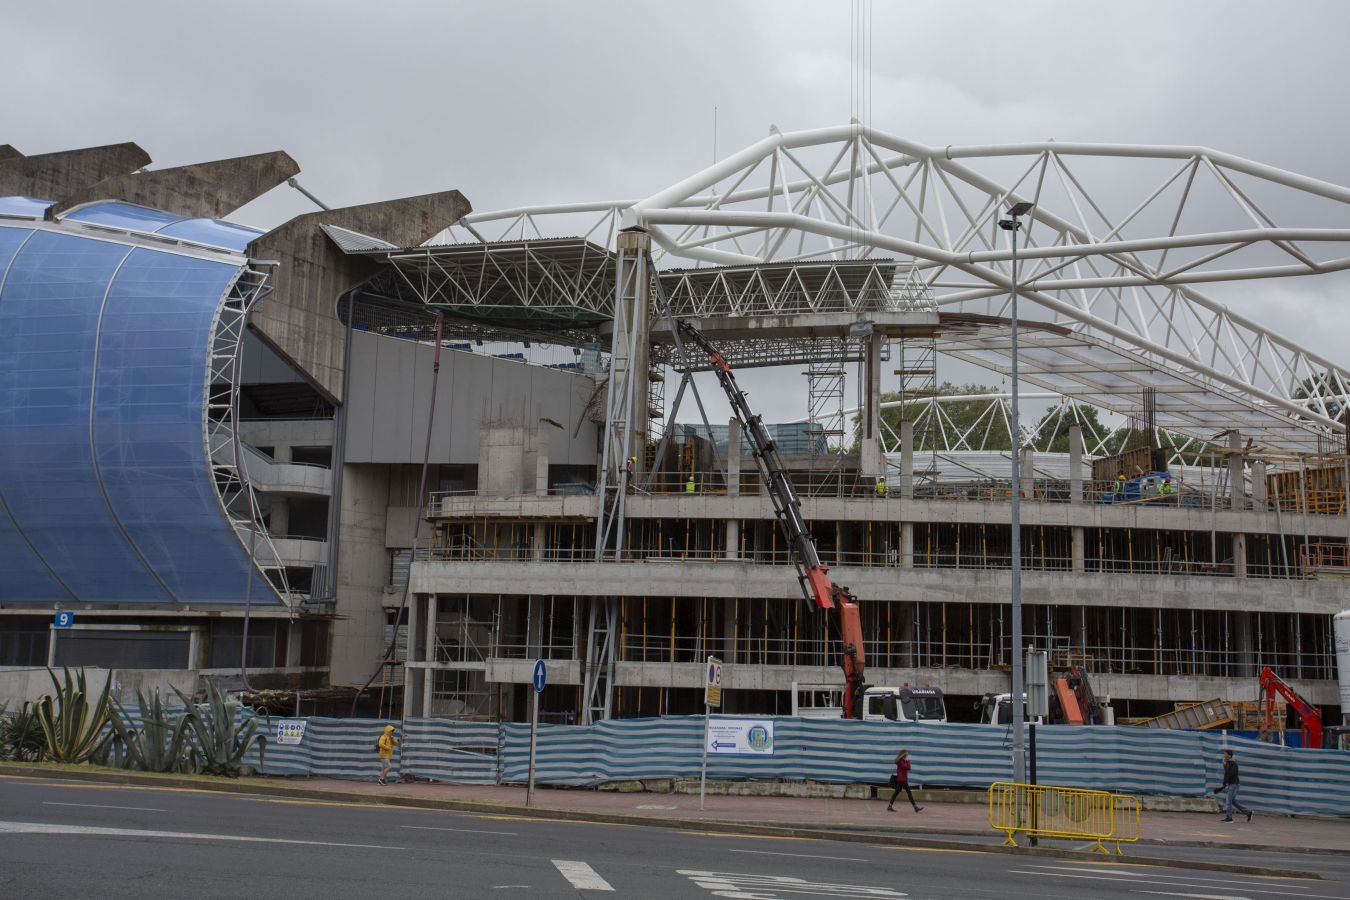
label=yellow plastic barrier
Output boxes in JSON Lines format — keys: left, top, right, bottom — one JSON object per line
{"left": 988, "top": 781, "right": 1141, "bottom": 854}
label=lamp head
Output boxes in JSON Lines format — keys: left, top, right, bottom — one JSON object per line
{"left": 1008, "top": 201, "right": 1035, "bottom": 217}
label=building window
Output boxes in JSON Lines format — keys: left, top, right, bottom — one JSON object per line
{"left": 207, "top": 620, "right": 281, "bottom": 669}
{"left": 53, "top": 630, "right": 190, "bottom": 669}
{"left": 0, "top": 619, "right": 49, "bottom": 666}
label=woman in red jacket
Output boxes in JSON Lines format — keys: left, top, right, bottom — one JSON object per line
{"left": 886, "top": 748, "right": 923, "bottom": 813}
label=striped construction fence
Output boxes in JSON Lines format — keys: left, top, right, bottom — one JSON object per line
{"left": 106, "top": 708, "right": 1350, "bottom": 816}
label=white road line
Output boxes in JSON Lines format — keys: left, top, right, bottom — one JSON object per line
{"left": 401, "top": 825, "right": 516, "bottom": 836}
{"left": 730, "top": 849, "right": 870, "bottom": 862}
{"left": 1009, "top": 871, "right": 1341, "bottom": 899}
{"left": 1021, "top": 865, "right": 1309, "bottom": 889}
{"left": 43, "top": 801, "right": 166, "bottom": 812}
{"left": 0, "top": 820, "right": 401, "bottom": 850}
{"left": 1132, "top": 892, "right": 1250, "bottom": 899}
{"left": 552, "top": 859, "right": 614, "bottom": 892}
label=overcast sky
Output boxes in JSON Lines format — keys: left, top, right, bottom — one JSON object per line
{"left": 8, "top": 0, "right": 1350, "bottom": 426}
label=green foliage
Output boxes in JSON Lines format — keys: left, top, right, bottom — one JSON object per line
{"left": 0, "top": 702, "right": 46, "bottom": 762}
{"left": 174, "top": 680, "right": 266, "bottom": 777}
{"left": 876, "top": 382, "right": 1011, "bottom": 452}
{"left": 107, "top": 690, "right": 195, "bottom": 774}
{"left": 1030, "top": 404, "right": 1110, "bottom": 453}
{"left": 34, "top": 668, "right": 114, "bottom": 764}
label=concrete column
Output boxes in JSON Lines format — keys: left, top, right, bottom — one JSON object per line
{"left": 899, "top": 420, "right": 914, "bottom": 499}
{"left": 722, "top": 597, "right": 736, "bottom": 664}
{"left": 272, "top": 445, "right": 292, "bottom": 463}
{"left": 726, "top": 417, "right": 741, "bottom": 498}
{"left": 897, "top": 602, "right": 916, "bottom": 667}
{"left": 1020, "top": 448, "right": 1035, "bottom": 499}
{"left": 614, "top": 228, "right": 652, "bottom": 452}
{"left": 1072, "top": 527, "right": 1085, "bottom": 573}
{"left": 1227, "top": 431, "right": 1246, "bottom": 510}
{"left": 527, "top": 596, "right": 543, "bottom": 658}
{"left": 422, "top": 594, "right": 438, "bottom": 718}
{"left": 1068, "top": 424, "right": 1084, "bottom": 504}
{"left": 1232, "top": 611, "right": 1256, "bottom": 678}
{"left": 268, "top": 499, "right": 290, "bottom": 538}
{"left": 535, "top": 431, "right": 550, "bottom": 496}
{"left": 1232, "top": 532, "right": 1248, "bottom": 578}
{"left": 402, "top": 596, "right": 421, "bottom": 720}
{"left": 1250, "top": 460, "right": 1267, "bottom": 509}
{"left": 859, "top": 332, "right": 885, "bottom": 477}
{"left": 532, "top": 523, "right": 546, "bottom": 561}
{"left": 725, "top": 519, "right": 739, "bottom": 560}
{"left": 900, "top": 521, "right": 914, "bottom": 568}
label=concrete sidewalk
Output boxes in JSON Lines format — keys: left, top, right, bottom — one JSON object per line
{"left": 292, "top": 776, "right": 1348, "bottom": 854}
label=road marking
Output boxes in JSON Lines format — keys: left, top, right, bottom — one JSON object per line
{"left": 891, "top": 846, "right": 990, "bottom": 855}
{"left": 43, "top": 801, "right": 166, "bottom": 812}
{"left": 1020, "top": 865, "right": 1310, "bottom": 890}
{"left": 474, "top": 814, "right": 634, "bottom": 828}
{"left": 1009, "top": 870, "right": 1339, "bottom": 898}
{"left": 678, "top": 831, "right": 814, "bottom": 842}
{"left": 1133, "top": 892, "right": 1251, "bottom": 899}
{"left": 678, "top": 870, "right": 907, "bottom": 898}
{"left": 401, "top": 825, "right": 516, "bottom": 836}
{"left": 0, "top": 820, "right": 402, "bottom": 850}
{"left": 730, "top": 849, "right": 868, "bottom": 862}
{"left": 551, "top": 860, "right": 614, "bottom": 892}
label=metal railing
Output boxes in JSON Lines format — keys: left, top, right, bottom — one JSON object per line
{"left": 988, "top": 781, "right": 1141, "bottom": 854}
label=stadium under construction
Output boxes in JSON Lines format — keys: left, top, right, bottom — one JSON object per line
{"left": 1, "top": 128, "right": 1348, "bottom": 734}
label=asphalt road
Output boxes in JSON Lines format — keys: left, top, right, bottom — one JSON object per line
{"left": 0, "top": 776, "right": 1346, "bottom": 900}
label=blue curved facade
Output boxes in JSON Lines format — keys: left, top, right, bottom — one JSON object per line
{"left": 0, "top": 200, "right": 278, "bottom": 605}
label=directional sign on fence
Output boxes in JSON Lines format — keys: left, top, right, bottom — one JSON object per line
{"left": 706, "top": 719, "right": 774, "bottom": 755}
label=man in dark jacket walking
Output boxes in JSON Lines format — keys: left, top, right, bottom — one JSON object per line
{"left": 1215, "top": 749, "right": 1252, "bottom": 823}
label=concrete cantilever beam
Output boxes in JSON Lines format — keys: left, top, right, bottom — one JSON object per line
{"left": 246, "top": 190, "right": 473, "bottom": 403}
{"left": 0, "top": 142, "right": 150, "bottom": 200}
{"left": 52, "top": 149, "right": 301, "bottom": 219}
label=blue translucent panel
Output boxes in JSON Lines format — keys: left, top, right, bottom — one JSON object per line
{"left": 0, "top": 230, "right": 166, "bottom": 601}
{"left": 95, "top": 248, "right": 275, "bottom": 603}
{"left": 64, "top": 201, "right": 185, "bottom": 233}
{"left": 0, "top": 196, "right": 55, "bottom": 218}
{"left": 0, "top": 226, "right": 74, "bottom": 600}
{"left": 156, "top": 218, "right": 262, "bottom": 253}
{"left": 0, "top": 227, "right": 278, "bottom": 605}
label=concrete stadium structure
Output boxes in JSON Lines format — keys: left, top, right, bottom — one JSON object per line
{"left": 1, "top": 129, "right": 1347, "bottom": 729}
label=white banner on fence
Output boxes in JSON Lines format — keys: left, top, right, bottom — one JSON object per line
{"left": 275, "top": 719, "right": 307, "bottom": 746}
{"left": 706, "top": 719, "right": 774, "bottom": 755}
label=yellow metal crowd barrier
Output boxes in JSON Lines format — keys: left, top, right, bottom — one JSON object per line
{"left": 988, "top": 781, "right": 1142, "bottom": 854}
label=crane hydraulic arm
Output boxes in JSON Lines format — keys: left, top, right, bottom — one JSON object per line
{"left": 675, "top": 320, "right": 868, "bottom": 718}
{"left": 1259, "top": 665, "right": 1323, "bottom": 749}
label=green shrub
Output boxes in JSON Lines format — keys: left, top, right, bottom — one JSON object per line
{"left": 108, "top": 690, "right": 194, "bottom": 773}
{"left": 174, "top": 680, "right": 266, "bottom": 777}
{"left": 0, "top": 702, "right": 46, "bottom": 762}
{"left": 35, "top": 668, "right": 114, "bottom": 764}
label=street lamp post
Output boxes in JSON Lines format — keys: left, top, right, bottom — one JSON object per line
{"left": 998, "top": 200, "right": 1034, "bottom": 784}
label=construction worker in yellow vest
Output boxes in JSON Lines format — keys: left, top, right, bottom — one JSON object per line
{"left": 875, "top": 477, "right": 889, "bottom": 498}
{"left": 685, "top": 475, "right": 695, "bottom": 494}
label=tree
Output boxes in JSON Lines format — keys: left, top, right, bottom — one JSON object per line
{"left": 1030, "top": 403, "right": 1110, "bottom": 453}
{"left": 873, "top": 382, "right": 1011, "bottom": 452}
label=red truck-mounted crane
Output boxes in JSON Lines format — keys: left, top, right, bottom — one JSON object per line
{"left": 676, "top": 320, "right": 868, "bottom": 718}
{"left": 1259, "top": 665, "right": 1323, "bottom": 749}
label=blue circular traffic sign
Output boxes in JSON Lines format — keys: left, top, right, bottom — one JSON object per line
{"left": 532, "top": 659, "right": 547, "bottom": 693}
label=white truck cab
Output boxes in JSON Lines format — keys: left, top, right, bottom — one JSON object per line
{"left": 978, "top": 692, "right": 1045, "bottom": 725}
{"left": 791, "top": 682, "right": 948, "bottom": 723}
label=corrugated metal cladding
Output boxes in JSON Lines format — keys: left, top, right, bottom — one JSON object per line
{"left": 343, "top": 330, "right": 598, "bottom": 465}
{"left": 0, "top": 200, "right": 277, "bottom": 604}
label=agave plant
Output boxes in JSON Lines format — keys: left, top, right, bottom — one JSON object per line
{"left": 34, "top": 668, "right": 114, "bottom": 764}
{"left": 0, "top": 702, "right": 47, "bottom": 762}
{"left": 174, "top": 680, "right": 265, "bottom": 777}
{"left": 108, "top": 689, "right": 194, "bottom": 773}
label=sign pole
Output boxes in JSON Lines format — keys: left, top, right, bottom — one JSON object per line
{"left": 700, "top": 702, "right": 710, "bottom": 811}
{"left": 527, "top": 658, "right": 546, "bottom": 809}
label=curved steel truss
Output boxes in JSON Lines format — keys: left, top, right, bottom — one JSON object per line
{"left": 429, "top": 125, "right": 1350, "bottom": 451}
